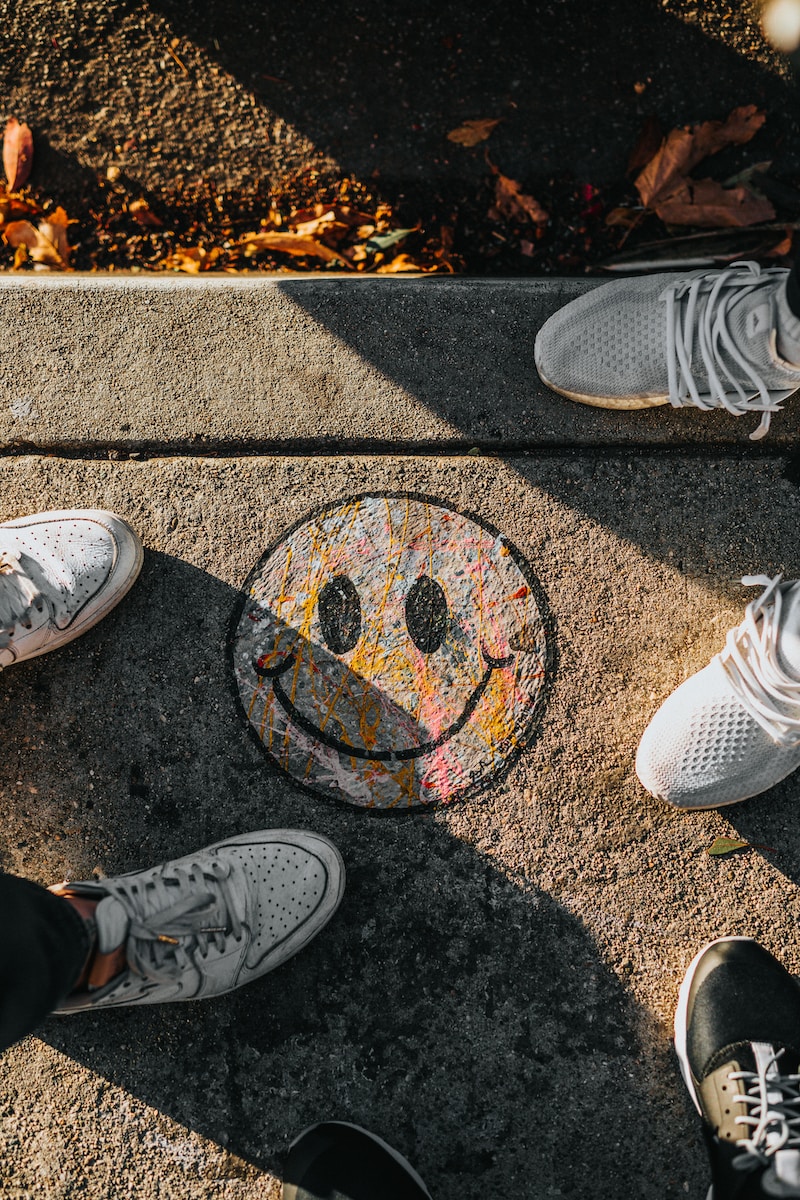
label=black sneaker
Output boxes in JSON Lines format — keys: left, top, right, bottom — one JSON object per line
{"left": 675, "top": 937, "right": 800, "bottom": 1199}
{"left": 282, "top": 1122, "right": 432, "bottom": 1200}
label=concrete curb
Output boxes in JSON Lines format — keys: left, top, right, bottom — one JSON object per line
{"left": 2, "top": 274, "right": 798, "bottom": 451}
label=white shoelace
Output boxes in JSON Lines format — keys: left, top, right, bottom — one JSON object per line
{"left": 0, "top": 537, "right": 77, "bottom": 635}
{"left": 0, "top": 549, "right": 45, "bottom": 633}
{"left": 720, "top": 575, "right": 800, "bottom": 748}
{"left": 729, "top": 1050, "right": 800, "bottom": 1175}
{"left": 109, "top": 859, "right": 244, "bottom": 985}
{"left": 662, "top": 262, "right": 797, "bottom": 441}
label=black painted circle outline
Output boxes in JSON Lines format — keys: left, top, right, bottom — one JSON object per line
{"left": 226, "top": 490, "right": 557, "bottom": 814}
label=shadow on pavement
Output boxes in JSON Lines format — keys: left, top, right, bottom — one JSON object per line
{"left": 39, "top": 833, "right": 699, "bottom": 1198}
{"left": 0, "top": 550, "right": 702, "bottom": 1197}
{"left": 148, "top": 0, "right": 797, "bottom": 193}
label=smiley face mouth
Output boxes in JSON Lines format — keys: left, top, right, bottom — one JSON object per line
{"left": 252, "top": 644, "right": 514, "bottom": 762}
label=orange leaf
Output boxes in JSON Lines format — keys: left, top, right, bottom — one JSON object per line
{"left": 447, "top": 118, "right": 501, "bottom": 147}
{"left": 4, "top": 207, "right": 70, "bottom": 269}
{"left": 3, "top": 118, "right": 33, "bottom": 191}
{"left": 167, "top": 246, "right": 222, "bottom": 273}
{"left": 375, "top": 254, "right": 424, "bottom": 274}
{"left": 489, "top": 172, "right": 548, "bottom": 226}
{"left": 239, "top": 230, "right": 353, "bottom": 266}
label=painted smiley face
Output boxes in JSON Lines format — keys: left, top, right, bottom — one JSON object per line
{"left": 229, "top": 493, "right": 552, "bottom": 809}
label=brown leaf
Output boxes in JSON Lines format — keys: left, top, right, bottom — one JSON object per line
{"left": 3, "top": 118, "right": 33, "bottom": 191}
{"left": 626, "top": 116, "right": 663, "bottom": 177}
{"left": 447, "top": 118, "right": 501, "bottom": 147}
{"left": 654, "top": 179, "right": 776, "bottom": 228}
{"left": 288, "top": 204, "right": 373, "bottom": 230}
{"left": 689, "top": 104, "right": 767, "bottom": 166}
{"left": 636, "top": 105, "right": 767, "bottom": 209}
{"left": 605, "top": 206, "right": 641, "bottom": 228}
{"left": 128, "top": 198, "right": 164, "bottom": 228}
{"left": 488, "top": 172, "right": 548, "bottom": 226}
{"left": 239, "top": 230, "right": 353, "bottom": 266}
{"left": 4, "top": 207, "right": 70, "bottom": 269}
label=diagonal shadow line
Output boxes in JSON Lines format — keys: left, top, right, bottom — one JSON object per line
{"left": 0, "top": 551, "right": 704, "bottom": 1196}
{"left": 142, "top": 0, "right": 798, "bottom": 196}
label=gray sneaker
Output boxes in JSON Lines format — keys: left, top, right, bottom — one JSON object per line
{"left": 50, "top": 830, "right": 345, "bottom": 1011}
{"left": 0, "top": 508, "right": 143, "bottom": 668}
{"left": 534, "top": 262, "right": 800, "bottom": 440}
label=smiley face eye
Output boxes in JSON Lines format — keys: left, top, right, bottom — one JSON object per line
{"left": 405, "top": 575, "right": 448, "bottom": 654}
{"left": 318, "top": 575, "right": 362, "bottom": 654}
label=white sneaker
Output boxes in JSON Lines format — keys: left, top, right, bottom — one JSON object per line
{"left": 534, "top": 262, "right": 800, "bottom": 440}
{"left": 636, "top": 576, "right": 800, "bottom": 808}
{"left": 0, "top": 509, "right": 143, "bottom": 668}
{"left": 51, "top": 830, "right": 345, "bottom": 1011}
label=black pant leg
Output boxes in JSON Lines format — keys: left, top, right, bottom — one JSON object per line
{"left": 0, "top": 873, "right": 89, "bottom": 1052}
{"left": 785, "top": 256, "right": 800, "bottom": 319}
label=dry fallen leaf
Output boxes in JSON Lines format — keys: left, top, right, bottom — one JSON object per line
{"left": 3, "top": 118, "right": 33, "bottom": 191}
{"left": 4, "top": 206, "right": 71, "bottom": 269}
{"left": 605, "top": 207, "right": 642, "bottom": 228}
{"left": 655, "top": 178, "right": 775, "bottom": 228}
{"left": 288, "top": 204, "right": 374, "bottom": 231}
{"left": 635, "top": 104, "right": 767, "bottom": 209}
{"left": 767, "top": 230, "right": 795, "bottom": 257}
{"left": 161, "top": 246, "right": 222, "bottom": 273}
{"left": 488, "top": 171, "right": 548, "bottom": 226}
{"left": 239, "top": 230, "right": 353, "bottom": 266}
{"left": 627, "top": 116, "right": 663, "bottom": 177}
{"left": 707, "top": 836, "right": 750, "bottom": 856}
{"left": 447, "top": 118, "right": 501, "bottom": 147}
{"left": 128, "top": 198, "right": 164, "bottom": 228}
{"left": 375, "top": 253, "right": 424, "bottom": 274}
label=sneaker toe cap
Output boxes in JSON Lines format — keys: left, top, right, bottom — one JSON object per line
{"left": 636, "top": 661, "right": 800, "bottom": 808}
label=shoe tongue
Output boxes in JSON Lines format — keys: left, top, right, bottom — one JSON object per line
{"left": 776, "top": 585, "right": 800, "bottom": 677}
{"left": 702, "top": 275, "right": 800, "bottom": 399}
{"left": 764, "top": 1150, "right": 800, "bottom": 1197}
{"left": 95, "top": 895, "right": 130, "bottom": 953}
{"left": 0, "top": 554, "right": 39, "bottom": 629}
{"left": 723, "top": 1042, "right": 800, "bottom": 1198}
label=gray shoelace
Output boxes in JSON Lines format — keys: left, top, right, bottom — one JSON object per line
{"left": 663, "top": 262, "right": 797, "bottom": 441}
{"left": 108, "top": 859, "right": 244, "bottom": 985}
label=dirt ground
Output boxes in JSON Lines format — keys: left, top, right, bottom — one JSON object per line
{"left": 0, "top": 0, "right": 798, "bottom": 273}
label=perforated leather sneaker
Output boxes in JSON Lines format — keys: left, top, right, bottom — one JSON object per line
{"left": 283, "top": 1122, "right": 432, "bottom": 1200}
{"left": 534, "top": 262, "right": 800, "bottom": 440}
{"left": 0, "top": 509, "right": 143, "bottom": 668}
{"left": 675, "top": 938, "right": 800, "bottom": 1200}
{"left": 636, "top": 576, "right": 800, "bottom": 809}
{"left": 50, "top": 830, "right": 345, "bottom": 1011}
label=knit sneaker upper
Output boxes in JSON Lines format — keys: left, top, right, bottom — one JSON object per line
{"left": 534, "top": 263, "right": 800, "bottom": 439}
{"left": 636, "top": 577, "right": 800, "bottom": 808}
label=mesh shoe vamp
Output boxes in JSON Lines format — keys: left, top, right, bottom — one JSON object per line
{"left": 538, "top": 276, "right": 673, "bottom": 399}
{"left": 637, "top": 659, "right": 800, "bottom": 807}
